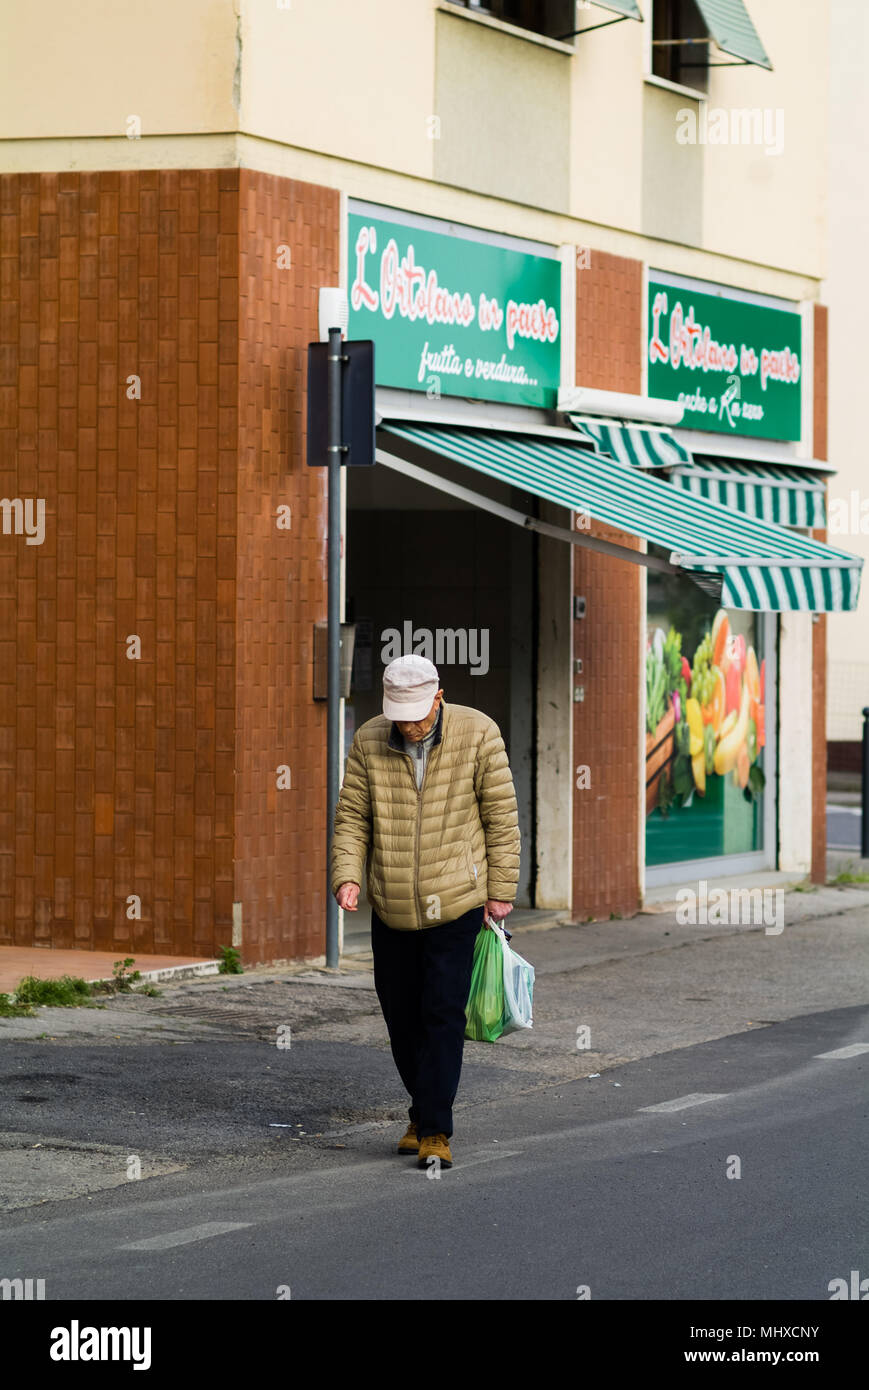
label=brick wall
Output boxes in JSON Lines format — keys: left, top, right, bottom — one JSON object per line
{"left": 811, "top": 303, "right": 828, "bottom": 884}
{"left": 0, "top": 168, "right": 335, "bottom": 962}
{"left": 234, "top": 170, "right": 336, "bottom": 963}
{"left": 572, "top": 250, "right": 643, "bottom": 919}
{"left": 576, "top": 250, "right": 643, "bottom": 391}
{"left": 0, "top": 170, "right": 239, "bottom": 954}
{"left": 572, "top": 527, "right": 643, "bottom": 919}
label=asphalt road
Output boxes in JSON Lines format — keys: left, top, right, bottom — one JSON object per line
{"left": 827, "top": 802, "right": 864, "bottom": 851}
{"left": 1, "top": 1005, "right": 865, "bottom": 1301}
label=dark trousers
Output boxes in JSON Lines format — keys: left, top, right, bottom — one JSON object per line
{"left": 371, "top": 905, "right": 484, "bottom": 1139}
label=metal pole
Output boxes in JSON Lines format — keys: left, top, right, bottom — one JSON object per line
{"left": 862, "top": 707, "right": 869, "bottom": 860}
{"left": 326, "top": 326, "right": 343, "bottom": 968}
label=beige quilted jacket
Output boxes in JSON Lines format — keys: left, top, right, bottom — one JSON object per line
{"left": 331, "top": 700, "right": 521, "bottom": 930}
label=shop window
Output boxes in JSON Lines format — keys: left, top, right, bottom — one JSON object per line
{"left": 645, "top": 554, "right": 767, "bottom": 867}
{"left": 450, "top": 0, "right": 575, "bottom": 43}
{"left": 650, "top": 0, "right": 710, "bottom": 94}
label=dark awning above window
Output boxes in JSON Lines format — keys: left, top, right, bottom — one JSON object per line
{"left": 693, "top": 0, "right": 772, "bottom": 70}
{"left": 587, "top": 0, "right": 643, "bottom": 19}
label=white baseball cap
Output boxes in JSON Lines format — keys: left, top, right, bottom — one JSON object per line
{"left": 382, "top": 654, "right": 440, "bottom": 722}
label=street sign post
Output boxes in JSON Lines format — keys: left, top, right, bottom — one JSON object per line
{"left": 307, "top": 335, "right": 375, "bottom": 969}
{"left": 307, "top": 339, "right": 375, "bottom": 468}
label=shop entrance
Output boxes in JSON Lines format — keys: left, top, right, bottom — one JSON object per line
{"left": 344, "top": 454, "right": 537, "bottom": 930}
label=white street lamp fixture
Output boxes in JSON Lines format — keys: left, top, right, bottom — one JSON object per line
{"left": 318, "top": 287, "right": 348, "bottom": 343}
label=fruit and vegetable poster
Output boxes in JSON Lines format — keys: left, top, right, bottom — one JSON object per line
{"left": 645, "top": 576, "right": 767, "bottom": 865}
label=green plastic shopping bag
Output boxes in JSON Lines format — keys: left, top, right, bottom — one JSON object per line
{"left": 464, "top": 920, "right": 506, "bottom": 1042}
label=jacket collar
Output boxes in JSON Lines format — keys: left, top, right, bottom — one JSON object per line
{"left": 387, "top": 701, "right": 445, "bottom": 753}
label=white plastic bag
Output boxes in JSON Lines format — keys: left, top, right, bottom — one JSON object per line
{"left": 485, "top": 916, "right": 534, "bottom": 1034}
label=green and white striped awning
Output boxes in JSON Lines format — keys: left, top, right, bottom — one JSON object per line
{"left": 567, "top": 416, "right": 827, "bottom": 529}
{"left": 380, "top": 423, "right": 862, "bottom": 613}
{"left": 568, "top": 416, "right": 691, "bottom": 469}
{"left": 670, "top": 458, "right": 827, "bottom": 529}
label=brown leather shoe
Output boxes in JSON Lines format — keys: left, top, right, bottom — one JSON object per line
{"left": 397, "top": 1122, "right": 419, "bottom": 1154}
{"left": 417, "top": 1133, "right": 452, "bottom": 1168}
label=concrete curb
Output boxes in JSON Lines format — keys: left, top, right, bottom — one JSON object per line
{"left": 85, "top": 960, "right": 221, "bottom": 987}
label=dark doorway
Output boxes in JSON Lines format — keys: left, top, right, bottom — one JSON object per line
{"left": 345, "top": 460, "right": 535, "bottom": 911}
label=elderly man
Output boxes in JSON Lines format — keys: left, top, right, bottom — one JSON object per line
{"left": 331, "top": 653, "right": 521, "bottom": 1169}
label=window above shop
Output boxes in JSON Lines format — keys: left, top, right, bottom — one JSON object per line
{"left": 651, "top": 0, "right": 711, "bottom": 94}
{"left": 647, "top": 0, "right": 772, "bottom": 95}
{"left": 445, "top": 0, "right": 576, "bottom": 44}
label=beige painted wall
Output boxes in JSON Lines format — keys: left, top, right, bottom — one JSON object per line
{"left": 0, "top": 0, "right": 829, "bottom": 292}
{"left": 699, "top": 0, "right": 828, "bottom": 278}
{"left": 433, "top": 10, "right": 570, "bottom": 210}
{"left": 824, "top": 0, "right": 869, "bottom": 743}
{"left": 641, "top": 81, "right": 703, "bottom": 247}
{"left": 0, "top": 0, "right": 238, "bottom": 138}
{"left": 567, "top": 0, "right": 827, "bottom": 277}
{"left": 240, "top": 0, "right": 436, "bottom": 180}
{"left": 536, "top": 505, "right": 573, "bottom": 909}
{"left": 778, "top": 612, "right": 814, "bottom": 872}
{"left": 568, "top": 11, "right": 644, "bottom": 233}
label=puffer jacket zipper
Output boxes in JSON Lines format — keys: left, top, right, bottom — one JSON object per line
{"left": 386, "top": 707, "right": 446, "bottom": 929}
{"left": 387, "top": 740, "right": 429, "bottom": 930}
{"left": 414, "top": 738, "right": 442, "bottom": 929}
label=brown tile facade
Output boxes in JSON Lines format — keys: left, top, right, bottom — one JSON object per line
{"left": 576, "top": 250, "right": 643, "bottom": 392}
{"left": 572, "top": 250, "right": 643, "bottom": 919}
{"left": 0, "top": 175, "right": 832, "bottom": 945}
{"left": 572, "top": 528, "right": 643, "bottom": 920}
{"left": 0, "top": 168, "right": 336, "bottom": 963}
{"left": 234, "top": 170, "right": 337, "bottom": 963}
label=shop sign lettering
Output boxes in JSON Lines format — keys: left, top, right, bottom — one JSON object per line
{"left": 647, "top": 279, "right": 802, "bottom": 440}
{"left": 348, "top": 209, "right": 561, "bottom": 408}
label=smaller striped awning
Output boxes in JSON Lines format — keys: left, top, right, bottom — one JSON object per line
{"left": 379, "top": 423, "right": 863, "bottom": 613}
{"left": 586, "top": 0, "right": 643, "bottom": 18}
{"left": 694, "top": 0, "right": 772, "bottom": 70}
{"left": 669, "top": 458, "right": 827, "bottom": 529}
{"left": 568, "top": 416, "right": 692, "bottom": 469}
{"left": 568, "top": 415, "right": 828, "bottom": 530}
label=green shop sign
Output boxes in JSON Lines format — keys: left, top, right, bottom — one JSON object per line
{"left": 647, "top": 279, "right": 802, "bottom": 441}
{"left": 348, "top": 211, "right": 561, "bottom": 408}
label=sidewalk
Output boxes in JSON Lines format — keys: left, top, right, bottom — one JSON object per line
{"left": 0, "top": 946, "right": 218, "bottom": 995}
{"left": 2, "top": 878, "right": 867, "bottom": 1055}
{"left": 2, "top": 878, "right": 866, "bottom": 1211}
{"left": 3, "top": 869, "right": 867, "bottom": 1001}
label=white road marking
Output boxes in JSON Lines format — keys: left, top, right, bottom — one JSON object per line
{"left": 639, "top": 1093, "right": 729, "bottom": 1113}
{"left": 813, "top": 1043, "right": 869, "bottom": 1060}
{"left": 401, "top": 1149, "right": 523, "bottom": 1173}
{"left": 121, "top": 1222, "right": 252, "bottom": 1251}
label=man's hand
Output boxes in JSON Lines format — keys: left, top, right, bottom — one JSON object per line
{"left": 485, "top": 899, "right": 513, "bottom": 923}
{"left": 336, "top": 882, "right": 360, "bottom": 911}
